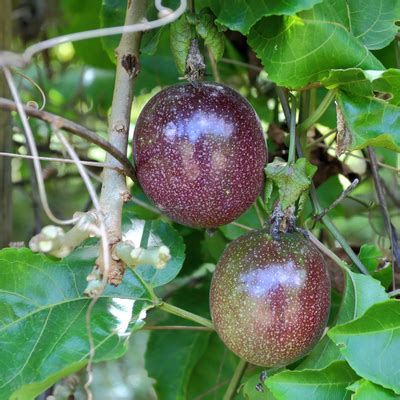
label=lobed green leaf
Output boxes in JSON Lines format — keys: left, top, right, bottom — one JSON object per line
{"left": 247, "top": 1, "right": 384, "bottom": 88}
{"left": 170, "top": 15, "right": 194, "bottom": 75}
{"left": 298, "top": 269, "right": 388, "bottom": 369}
{"left": 322, "top": 69, "right": 400, "bottom": 106}
{"left": 350, "top": 379, "right": 400, "bottom": 400}
{"left": 0, "top": 215, "right": 185, "bottom": 399}
{"left": 198, "top": 0, "right": 323, "bottom": 35}
{"left": 195, "top": 9, "right": 225, "bottom": 61}
{"left": 336, "top": 91, "right": 400, "bottom": 152}
{"left": 265, "top": 158, "right": 317, "bottom": 210}
{"left": 329, "top": 300, "right": 400, "bottom": 393}
{"left": 266, "top": 361, "right": 358, "bottom": 400}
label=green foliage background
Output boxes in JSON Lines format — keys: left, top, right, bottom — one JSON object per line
{"left": 1, "top": 0, "right": 400, "bottom": 399}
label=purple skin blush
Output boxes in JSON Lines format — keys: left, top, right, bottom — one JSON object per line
{"left": 210, "top": 230, "right": 331, "bottom": 367}
{"left": 133, "top": 82, "right": 267, "bottom": 228}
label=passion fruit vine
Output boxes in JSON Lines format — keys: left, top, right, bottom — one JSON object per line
{"left": 210, "top": 230, "right": 330, "bottom": 367}
{"left": 133, "top": 82, "right": 267, "bottom": 228}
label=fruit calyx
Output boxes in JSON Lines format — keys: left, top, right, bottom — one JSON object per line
{"left": 184, "top": 38, "right": 205, "bottom": 83}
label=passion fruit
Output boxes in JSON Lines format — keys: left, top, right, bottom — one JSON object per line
{"left": 133, "top": 82, "right": 267, "bottom": 228}
{"left": 210, "top": 229, "right": 330, "bottom": 366}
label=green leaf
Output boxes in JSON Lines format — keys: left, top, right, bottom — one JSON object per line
{"left": 336, "top": 90, "right": 400, "bottom": 152}
{"left": 355, "top": 244, "right": 392, "bottom": 288}
{"left": 329, "top": 300, "right": 400, "bottom": 394}
{"left": 0, "top": 248, "right": 147, "bottom": 400}
{"left": 351, "top": 379, "right": 400, "bottom": 400}
{"left": 372, "top": 40, "right": 399, "bottom": 69}
{"left": 141, "top": 26, "right": 166, "bottom": 56}
{"left": 170, "top": 15, "right": 194, "bottom": 75}
{"left": 346, "top": 0, "right": 400, "bottom": 50}
{"left": 136, "top": 29, "right": 181, "bottom": 93}
{"left": 265, "top": 158, "right": 317, "bottom": 210}
{"left": 198, "top": 0, "right": 323, "bottom": 35}
{"left": 298, "top": 269, "right": 388, "bottom": 369}
{"left": 60, "top": 0, "right": 113, "bottom": 69}
{"left": 219, "top": 204, "right": 263, "bottom": 240}
{"left": 100, "top": 0, "right": 175, "bottom": 63}
{"left": 100, "top": 0, "right": 126, "bottom": 63}
{"left": 266, "top": 361, "right": 358, "bottom": 400}
{"left": 187, "top": 333, "right": 241, "bottom": 399}
{"left": 248, "top": 1, "right": 384, "bottom": 88}
{"left": 196, "top": 9, "right": 225, "bottom": 61}
{"left": 145, "top": 286, "right": 211, "bottom": 400}
{"left": 0, "top": 216, "right": 184, "bottom": 399}
{"left": 358, "top": 244, "right": 384, "bottom": 272}
{"left": 322, "top": 69, "right": 400, "bottom": 105}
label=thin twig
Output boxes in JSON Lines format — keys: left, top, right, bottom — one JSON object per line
{"left": 288, "top": 94, "right": 297, "bottom": 164}
{"left": 11, "top": 68, "right": 46, "bottom": 110}
{"left": 368, "top": 147, "right": 400, "bottom": 284}
{"left": 314, "top": 178, "right": 359, "bottom": 221}
{"left": 0, "top": 151, "right": 115, "bottom": 169}
{"left": 143, "top": 325, "right": 213, "bottom": 331}
{"left": 0, "top": 97, "right": 136, "bottom": 180}
{"left": 229, "top": 221, "right": 254, "bottom": 231}
{"left": 305, "top": 128, "right": 336, "bottom": 148}
{"left": 307, "top": 230, "right": 348, "bottom": 270}
{"left": 389, "top": 289, "right": 400, "bottom": 297}
{"left": 3, "top": 67, "right": 77, "bottom": 225}
{"left": 220, "top": 58, "right": 263, "bottom": 72}
{"left": 52, "top": 128, "right": 110, "bottom": 400}
{"left": 297, "top": 90, "right": 336, "bottom": 133}
{"left": 315, "top": 142, "right": 399, "bottom": 172}
{"left": 194, "top": 365, "right": 259, "bottom": 400}
{"left": 159, "top": 302, "right": 214, "bottom": 329}
{"left": 207, "top": 47, "right": 221, "bottom": 82}
{"left": 381, "top": 180, "right": 400, "bottom": 208}
{"left": 131, "top": 196, "right": 160, "bottom": 214}
{"left": 254, "top": 201, "right": 264, "bottom": 227}
{"left": 223, "top": 359, "right": 248, "bottom": 400}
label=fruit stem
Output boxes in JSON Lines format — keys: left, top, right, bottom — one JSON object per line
{"left": 132, "top": 269, "right": 214, "bottom": 329}
{"left": 287, "top": 94, "right": 297, "bottom": 164}
{"left": 307, "top": 230, "right": 349, "bottom": 271}
{"left": 223, "top": 359, "right": 248, "bottom": 400}
{"left": 132, "top": 269, "right": 159, "bottom": 302}
{"left": 143, "top": 325, "right": 213, "bottom": 331}
{"left": 297, "top": 90, "right": 336, "bottom": 133}
{"left": 320, "top": 213, "right": 368, "bottom": 274}
{"left": 276, "top": 86, "right": 368, "bottom": 275}
{"left": 158, "top": 302, "right": 214, "bottom": 329}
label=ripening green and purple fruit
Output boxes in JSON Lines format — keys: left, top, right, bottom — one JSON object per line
{"left": 133, "top": 82, "right": 267, "bottom": 228}
{"left": 210, "top": 230, "right": 330, "bottom": 367}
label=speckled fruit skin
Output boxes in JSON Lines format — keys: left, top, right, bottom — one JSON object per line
{"left": 133, "top": 82, "right": 267, "bottom": 228}
{"left": 210, "top": 230, "right": 331, "bottom": 367}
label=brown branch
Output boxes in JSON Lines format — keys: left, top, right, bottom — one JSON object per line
{"left": 0, "top": 97, "right": 136, "bottom": 181}
{"left": 0, "top": 0, "right": 12, "bottom": 248}
{"left": 367, "top": 147, "right": 400, "bottom": 286}
{"left": 96, "top": 0, "right": 148, "bottom": 285}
